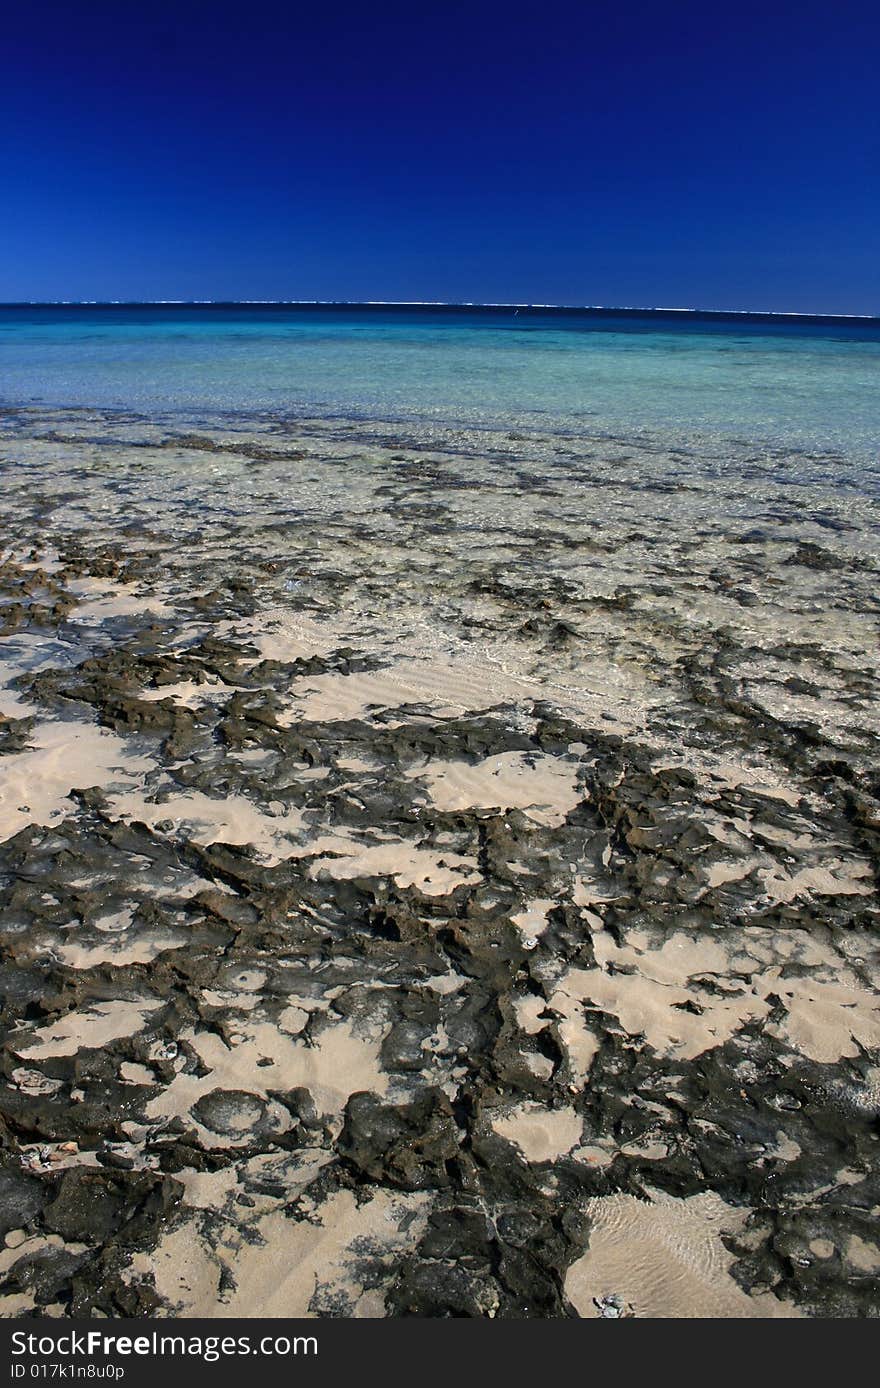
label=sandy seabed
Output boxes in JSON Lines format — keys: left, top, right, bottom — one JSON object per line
{"left": 0, "top": 405, "right": 878, "bottom": 1318}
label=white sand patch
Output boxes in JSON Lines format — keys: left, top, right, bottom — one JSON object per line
{"left": 277, "top": 657, "right": 533, "bottom": 724}
{"left": 128, "top": 1225, "right": 222, "bottom": 1311}
{"left": 0, "top": 721, "right": 151, "bottom": 843}
{"left": 551, "top": 935, "right": 769, "bottom": 1063}
{"left": 809, "top": 1238, "right": 835, "bottom": 1259}
{"left": 765, "top": 976, "right": 880, "bottom": 1063}
{"left": 704, "top": 858, "right": 765, "bottom": 890}
{"left": 758, "top": 861, "right": 874, "bottom": 903}
{"left": 138, "top": 680, "right": 222, "bottom": 708}
{"left": 10, "top": 1068, "right": 63, "bottom": 1097}
{"left": 510, "top": 897, "right": 556, "bottom": 941}
{"left": 846, "top": 1235, "right": 880, "bottom": 1274}
{"left": 54, "top": 933, "right": 185, "bottom": 968}
{"left": 65, "top": 578, "right": 171, "bottom": 622}
{"left": 278, "top": 1005, "right": 309, "bottom": 1034}
{"left": 139, "top": 1188, "right": 429, "bottom": 1318}
{"left": 146, "top": 1016, "right": 390, "bottom": 1129}
{"left": 0, "top": 1294, "right": 37, "bottom": 1315}
{"left": 219, "top": 1190, "right": 427, "bottom": 1318}
{"left": 512, "top": 994, "right": 552, "bottom": 1036}
{"left": 93, "top": 907, "right": 136, "bottom": 934}
{"left": 572, "top": 1143, "right": 616, "bottom": 1169}
{"left": 104, "top": 788, "right": 305, "bottom": 865}
{"left": 523, "top": 1051, "right": 554, "bottom": 1080}
{"left": 565, "top": 1190, "right": 801, "bottom": 1318}
{"left": 12, "top": 1000, "right": 161, "bottom": 1059}
{"left": 492, "top": 1104, "right": 582, "bottom": 1162}
{"left": 336, "top": 755, "right": 376, "bottom": 772}
{"left": 0, "top": 686, "right": 37, "bottom": 720}
{"left": 231, "top": 608, "right": 351, "bottom": 664}
{"left": 406, "top": 751, "right": 582, "bottom": 826}
{"left": 306, "top": 835, "right": 480, "bottom": 895}
{"left": 423, "top": 972, "right": 468, "bottom": 996}
{"left": 200, "top": 989, "right": 261, "bottom": 1012}
{"left": 572, "top": 879, "right": 622, "bottom": 909}
{"left": 177, "top": 1151, "right": 332, "bottom": 1215}
{"left": 174, "top": 1168, "right": 240, "bottom": 1212}
{"left": 554, "top": 1007, "right": 602, "bottom": 1084}
{"left": 120, "top": 1062, "right": 155, "bottom": 1085}
{"left": 550, "top": 927, "right": 880, "bottom": 1064}
{"left": 0, "top": 629, "right": 94, "bottom": 720}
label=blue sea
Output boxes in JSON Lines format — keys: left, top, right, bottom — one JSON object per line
{"left": 1, "top": 304, "right": 878, "bottom": 480}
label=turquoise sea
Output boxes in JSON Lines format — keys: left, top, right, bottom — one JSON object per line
{"left": 0, "top": 305, "right": 878, "bottom": 482}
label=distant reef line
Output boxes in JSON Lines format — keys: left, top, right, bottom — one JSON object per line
{"left": 1, "top": 301, "right": 878, "bottom": 326}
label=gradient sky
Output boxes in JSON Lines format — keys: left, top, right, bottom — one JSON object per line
{"left": 2, "top": 0, "right": 878, "bottom": 312}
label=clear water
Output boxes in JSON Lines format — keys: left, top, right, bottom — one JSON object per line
{"left": 1, "top": 304, "right": 878, "bottom": 475}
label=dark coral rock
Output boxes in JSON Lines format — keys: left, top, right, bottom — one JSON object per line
{"left": 339, "top": 1089, "right": 463, "bottom": 1190}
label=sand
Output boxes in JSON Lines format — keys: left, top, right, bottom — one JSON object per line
{"left": 492, "top": 1104, "right": 582, "bottom": 1163}
{"left": 135, "top": 1187, "right": 430, "bottom": 1318}
{"left": 550, "top": 925, "right": 880, "bottom": 1066}
{"left": 2, "top": 407, "right": 879, "bottom": 1320}
{"left": 12, "top": 1000, "right": 162, "bottom": 1060}
{"left": 0, "top": 720, "right": 152, "bottom": 842}
{"left": 565, "top": 1190, "right": 802, "bottom": 1318}
{"left": 105, "top": 787, "right": 306, "bottom": 865}
{"left": 406, "top": 751, "right": 583, "bottom": 827}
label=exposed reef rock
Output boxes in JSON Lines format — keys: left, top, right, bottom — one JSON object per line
{"left": 0, "top": 404, "right": 878, "bottom": 1318}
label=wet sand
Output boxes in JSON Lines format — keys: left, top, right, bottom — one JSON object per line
{"left": 0, "top": 405, "right": 878, "bottom": 1317}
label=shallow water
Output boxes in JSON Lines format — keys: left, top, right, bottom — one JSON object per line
{"left": 1, "top": 307, "right": 879, "bottom": 1318}
{"left": 1, "top": 305, "right": 879, "bottom": 478}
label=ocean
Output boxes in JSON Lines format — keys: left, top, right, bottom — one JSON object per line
{"left": 1, "top": 304, "right": 878, "bottom": 483}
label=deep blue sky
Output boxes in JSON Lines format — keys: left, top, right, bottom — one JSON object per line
{"left": 2, "top": 0, "right": 877, "bottom": 312}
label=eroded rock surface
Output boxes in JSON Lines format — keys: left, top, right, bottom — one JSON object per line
{"left": 0, "top": 405, "right": 878, "bottom": 1318}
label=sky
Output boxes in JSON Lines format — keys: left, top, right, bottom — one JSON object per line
{"left": 1, "top": 0, "right": 878, "bottom": 312}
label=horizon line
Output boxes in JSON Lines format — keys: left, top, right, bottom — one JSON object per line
{"left": 0, "top": 299, "right": 877, "bottom": 323}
